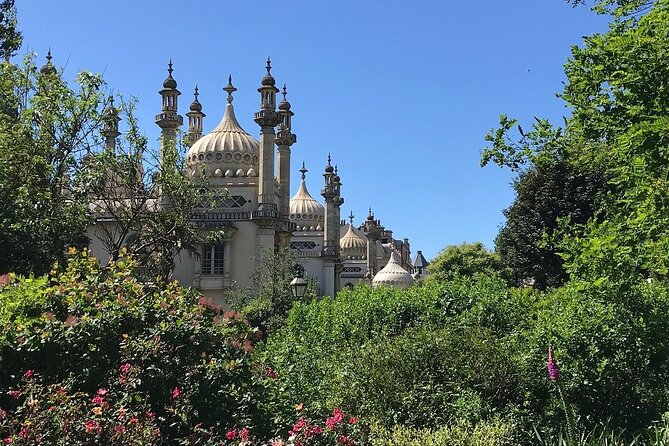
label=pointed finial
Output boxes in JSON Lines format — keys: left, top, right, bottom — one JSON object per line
{"left": 327, "top": 153, "right": 331, "bottom": 165}
{"left": 194, "top": 84, "right": 199, "bottom": 100}
{"left": 266, "top": 55, "right": 272, "bottom": 74}
{"left": 224, "top": 74, "right": 237, "bottom": 104}
{"left": 349, "top": 211, "right": 355, "bottom": 225}
{"left": 282, "top": 83, "right": 287, "bottom": 99}
{"left": 334, "top": 164, "right": 338, "bottom": 175}
{"left": 46, "top": 47, "right": 52, "bottom": 63}
{"left": 168, "top": 58, "right": 173, "bottom": 76}
{"left": 299, "top": 161, "right": 308, "bottom": 180}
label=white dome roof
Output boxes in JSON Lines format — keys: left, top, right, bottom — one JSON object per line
{"left": 340, "top": 224, "right": 366, "bottom": 258}
{"left": 290, "top": 178, "right": 324, "bottom": 229}
{"left": 186, "top": 103, "right": 259, "bottom": 177}
{"left": 372, "top": 251, "right": 414, "bottom": 289}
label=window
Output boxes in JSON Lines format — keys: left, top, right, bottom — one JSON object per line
{"left": 202, "top": 244, "right": 224, "bottom": 276}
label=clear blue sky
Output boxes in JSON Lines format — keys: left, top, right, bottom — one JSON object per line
{"left": 19, "top": 0, "right": 610, "bottom": 261}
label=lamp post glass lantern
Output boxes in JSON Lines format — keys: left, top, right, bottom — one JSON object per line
{"left": 290, "top": 264, "right": 307, "bottom": 298}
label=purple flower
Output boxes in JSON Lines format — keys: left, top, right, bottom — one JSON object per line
{"left": 547, "top": 346, "right": 559, "bottom": 383}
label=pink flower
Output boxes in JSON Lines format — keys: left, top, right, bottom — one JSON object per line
{"left": 242, "top": 339, "right": 254, "bottom": 353}
{"left": 146, "top": 410, "right": 155, "bottom": 419}
{"left": 312, "top": 425, "right": 324, "bottom": 435}
{"left": 239, "top": 428, "right": 249, "bottom": 441}
{"left": 18, "top": 429, "right": 29, "bottom": 440}
{"left": 3, "top": 438, "right": 13, "bottom": 444}
{"left": 0, "top": 408, "right": 6, "bottom": 419}
{"left": 547, "top": 346, "right": 559, "bottom": 383}
{"left": 23, "top": 370, "right": 34, "bottom": 379}
{"left": 172, "top": 387, "right": 180, "bottom": 399}
{"left": 84, "top": 420, "right": 99, "bottom": 434}
{"left": 7, "top": 390, "right": 20, "bottom": 400}
{"left": 96, "top": 388, "right": 108, "bottom": 396}
{"left": 225, "top": 429, "right": 237, "bottom": 440}
{"left": 348, "top": 416, "right": 358, "bottom": 424}
{"left": 129, "top": 418, "right": 138, "bottom": 424}
{"left": 114, "top": 424, "right": 126, "bottom": 434}
{"left": 91, "top": 396, "right": 105, "bottom": 405}
{"left": 266, "top": 368, "right": 277, "bottom": 379}
{"left": 48, "top": 406, "right": 56, "bottom": 412}
{"left": 119, "top": 363, "right": 131, "bottom": 374}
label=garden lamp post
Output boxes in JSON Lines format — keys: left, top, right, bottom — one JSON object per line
{"left": 290, "top": 264, "right": 307, "bottom": 299}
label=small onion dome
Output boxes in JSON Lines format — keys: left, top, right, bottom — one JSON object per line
{"left": 40, "top": 49, "right": 56, "bottom": 75}
{"left": 340, "top": 225, "right": 366, "bottom": 258}
{"left": 262, "top": 57, "right": 276, "bottom": 86}
{"left": 372, "top": 251, "right": 414, "bottom": 289}
{"left": 290, "top": 177, "right": 324, "bottom": 229}
{"left": 333, "top": 174, "right": 341, "bottom": 183}
{"left": 190, "top": 85, "right": 202, "bottom": 111}
{"left": 325, "top": 164, "right": 334, "bottom": 174}
{"left": 163, "top": 59, "right": 177, "bottom": 89}
{"left": 279, "top": 84, "right": 291, "bottom": 110}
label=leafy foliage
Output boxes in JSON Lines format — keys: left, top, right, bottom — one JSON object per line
{"left": 0, "top": 249, "right": 273, "bottom": 443}
{"left": 427, "top": 242, "right": 505, "bottom": 283}
{"left": 495, "top": 160, "right": 609, "bottom": 289}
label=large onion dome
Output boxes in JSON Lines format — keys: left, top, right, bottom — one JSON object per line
{"left": 290, "top": 165, "right": 324, "bottom": 231}
{"left": 372, "top": 251, "right": 414, "bottom": 289}
{"left": 340, "top": 225, "right": 366, "bottom": 259}
{"left": 186, "top": 92, "right": 259, "bottom": 178}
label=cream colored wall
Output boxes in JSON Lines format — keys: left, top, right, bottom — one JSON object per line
{"left": 229, "top": 221, "right": 259, "bottom": 290}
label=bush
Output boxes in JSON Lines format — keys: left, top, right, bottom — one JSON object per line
{"left": 0, "top": 249, "right": 273, "bottom": 444}
{"left": 369, "top": 420, "right": 515, "bottom": 446}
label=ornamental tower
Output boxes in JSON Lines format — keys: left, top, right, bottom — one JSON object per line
{"left": 155, "top": 59, "right": 183, "bottom": 165}
{"left": 185, "top": 85, "right": 205, "bottom": 148}
{"left": 276, "top": 83, "right": 296, "bottom": 218}
{"left": 254, "top": 57, "right": 280, "bottom": 213}
{"left": 101, "top": 96, "right": 121, "bottom": 152}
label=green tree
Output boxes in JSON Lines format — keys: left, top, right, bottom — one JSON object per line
{"left": 427, "top": 242, "right": 504, "bottom": 282}
{"left": 0, "top": 0, "right": 21, "bottom": 61}
{"left": 233, "top": 247, "right": 318, "bottom": 335}
{"left": 495, "top": 160, "right": 609, "bottom": 290}
{"left": 0, "top": 54, "right": 102, "bottom": 276}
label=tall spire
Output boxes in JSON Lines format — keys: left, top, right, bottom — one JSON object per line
{"left": 349, "top": 211, "right": 355, "bottom": 225}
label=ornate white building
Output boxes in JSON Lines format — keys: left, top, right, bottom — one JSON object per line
{"left": 88, "top": 60, "right": 416, "bottom": 299}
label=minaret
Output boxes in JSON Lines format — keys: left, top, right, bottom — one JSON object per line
{"left": 321, "top": 154, "right": 337, "bottom": 257}
{"left": 276, "top": 83, "right": 297, "bottom": 218}
{"left": 155, "top": 59, "right": 183, "bottom": 165}
{"left": 101, "top": 96, "right": 121, "bottom": 152}
{"left": 332, "top": 165, "right": 344, "bottom": 255}
{"left": 364, "top": 208, "right": 381, "bottom": 276}
{"left": 254, "top": 57, "right": 280, "bottom": 212}
{"left": 185, "top": 84, "right": 205, "bottom": 147}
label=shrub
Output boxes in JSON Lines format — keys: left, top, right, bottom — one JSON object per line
{"left": 368, "top": 419, "right": 516, "bottom": 446}
{"left": 0, "top": 249, "right": 272, "bottom": 444}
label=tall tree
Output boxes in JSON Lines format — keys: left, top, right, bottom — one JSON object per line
{"left": 495, "top": 160, "right": 608, "bottom": 289}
